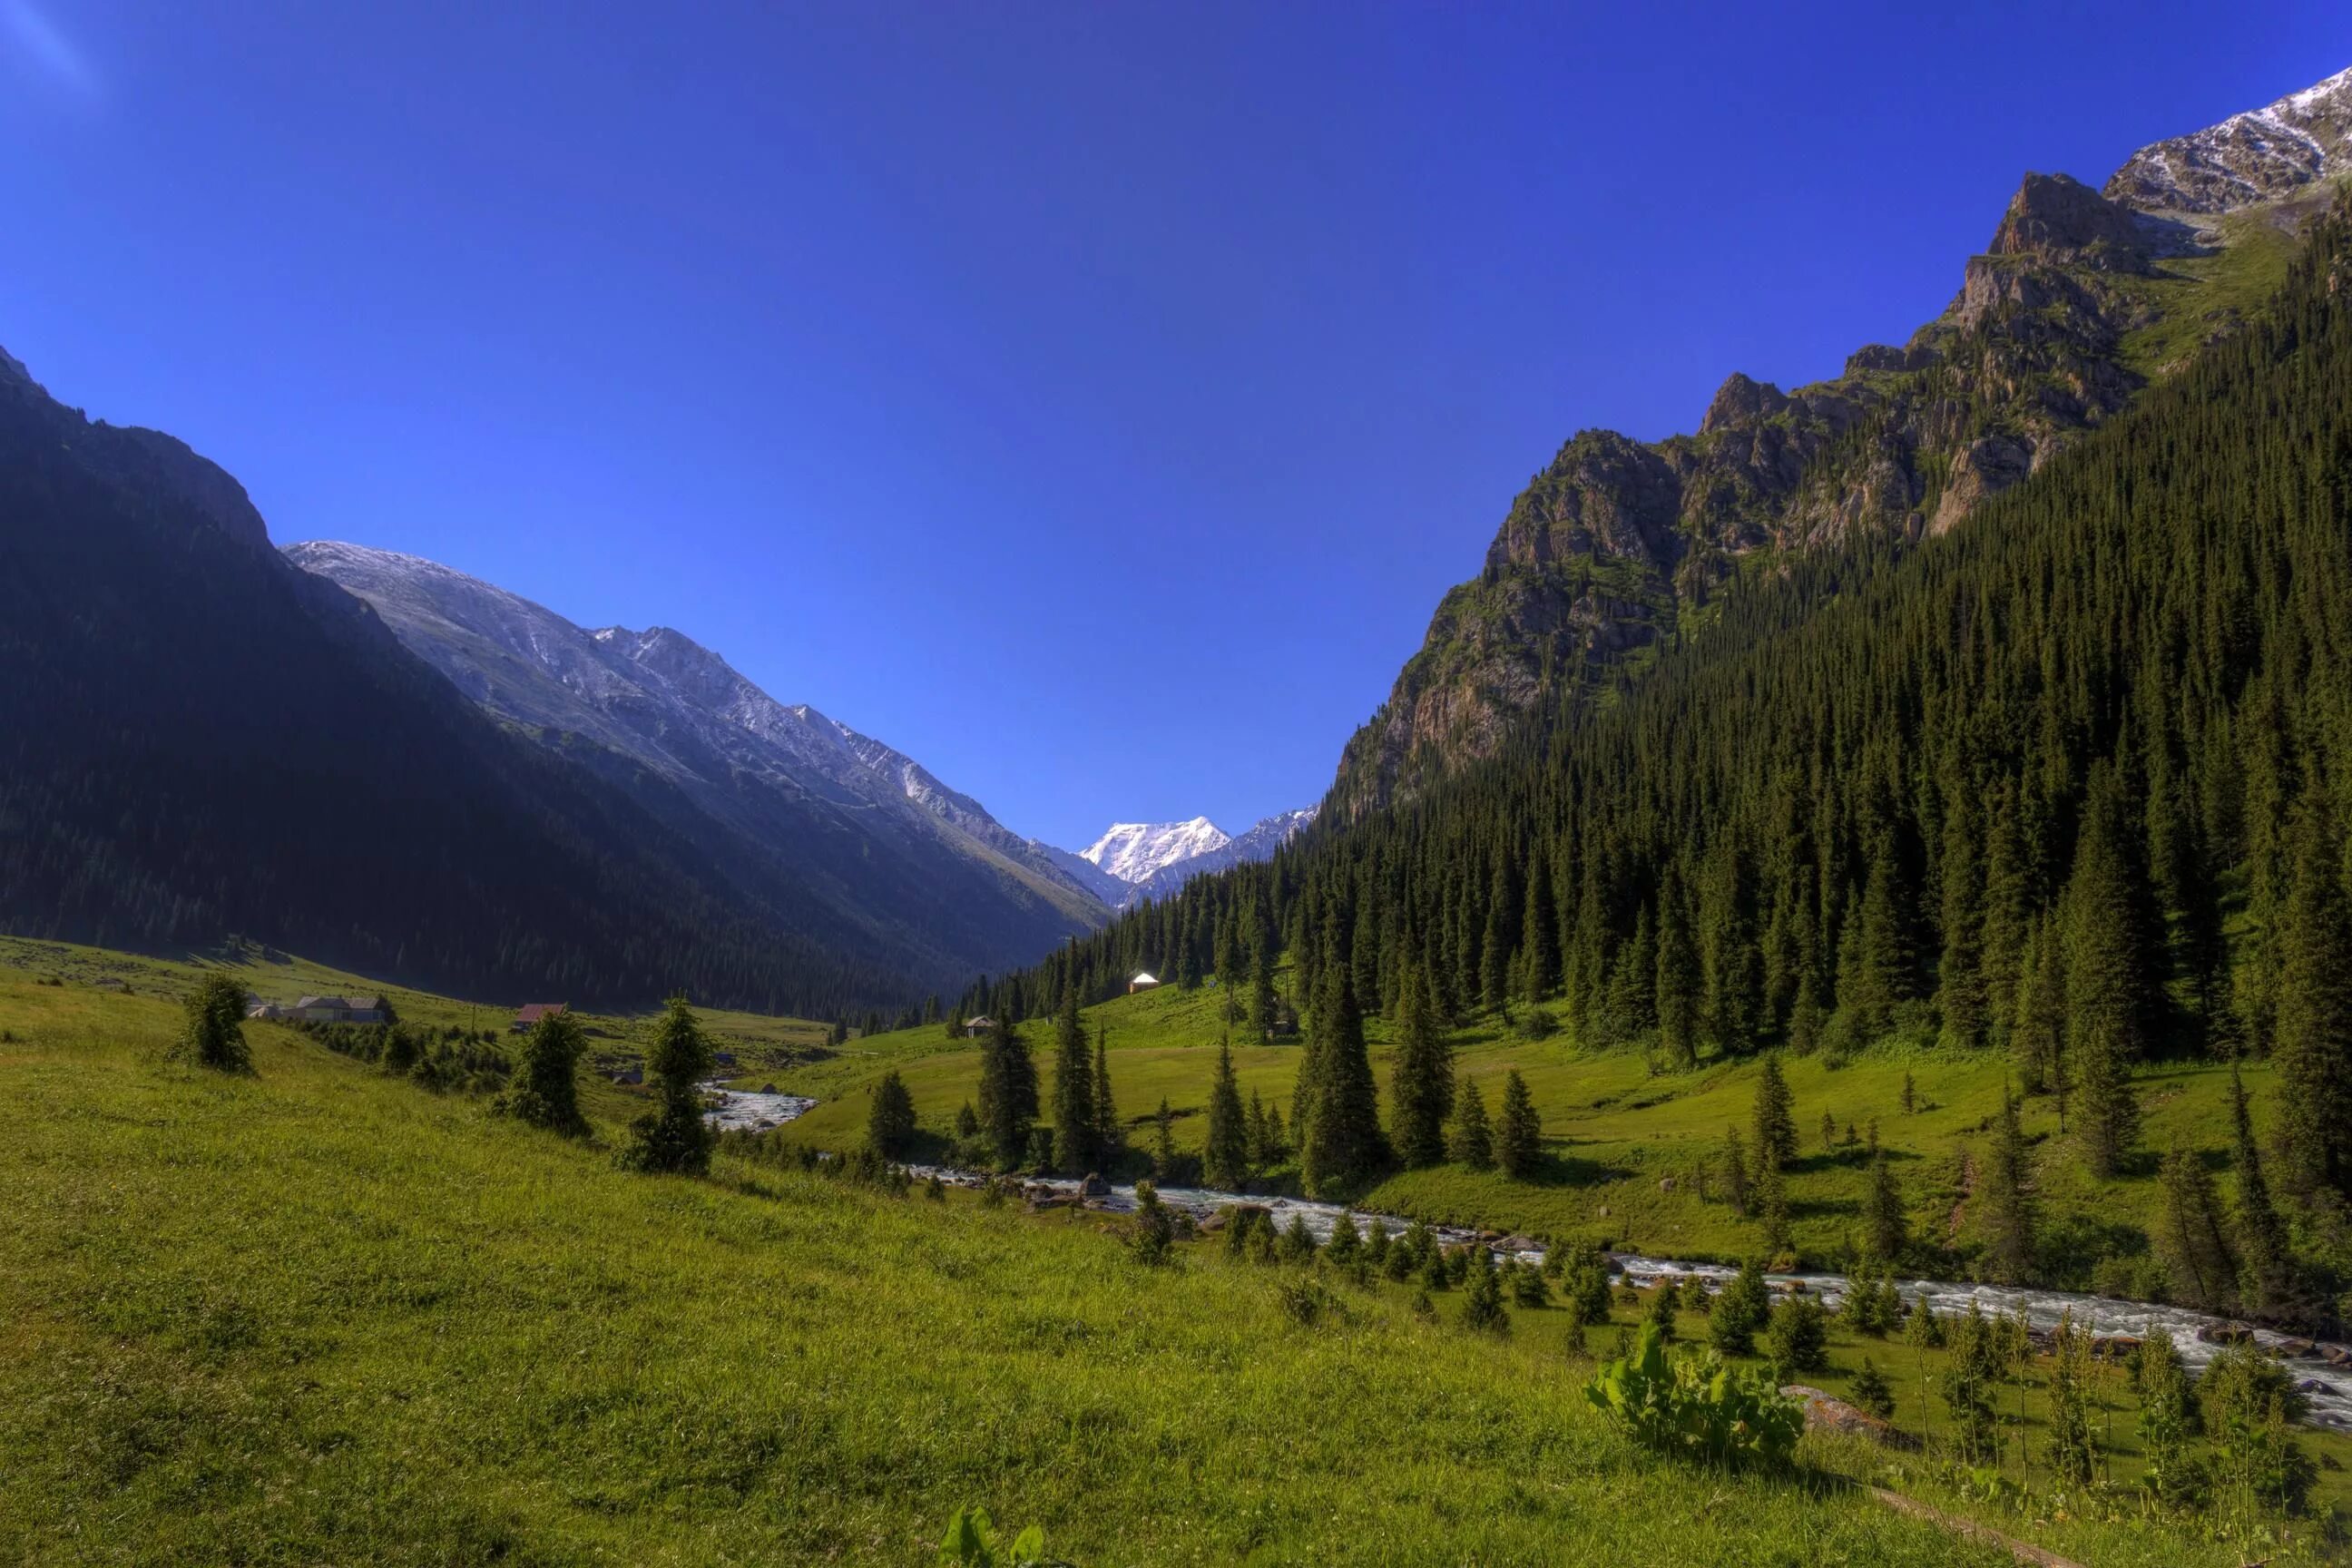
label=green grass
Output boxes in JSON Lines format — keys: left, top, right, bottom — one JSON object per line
{"left": 770, "top": 979, "right": 2278, "bottom": 1288}
{"left": 6, "top": 957, "right": 2338, "bottom": 1563}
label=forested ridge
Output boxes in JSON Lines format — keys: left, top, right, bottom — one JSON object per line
{"left": 982, "top": 201, "right": 2352, "bottom": 1283}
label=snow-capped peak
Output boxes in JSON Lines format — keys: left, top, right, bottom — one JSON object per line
{"left": 2104, "top": 63, "right": 2352, "bottom": 216}
{"left": 1081, "top": 817, "right": 1231, "bottom": 883}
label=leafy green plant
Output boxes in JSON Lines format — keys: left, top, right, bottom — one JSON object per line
{"left": 936, "top": 1505, "right": 1073, "bottom": 1567}
{"left": 1583, "top": 1323, "right": 1802, "bottom": 1469}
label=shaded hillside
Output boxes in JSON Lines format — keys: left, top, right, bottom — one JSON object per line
{"left": 0, "top": 354, "right": 929, "bottom": 1013}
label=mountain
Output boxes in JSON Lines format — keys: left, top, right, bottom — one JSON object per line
{"left": 1076, "top": 808, "right": 1319, "bottom": 907}
{"left": 0, "top": 351, "right": 933, "bottom": 1013}
{"left": 1329, "top": 64, "right": 2352, "bottom": 818}
{"left": 281, "top": 542, "right": 1112, "bottom": 982}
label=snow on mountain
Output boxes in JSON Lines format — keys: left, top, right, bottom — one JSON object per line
{"left": 1077, "top": 807, "right": 1320, "bottom": 906}
{"left": 1082, "top": 818, "right": 1233, "bottom": 883}
{"left": 282, "top": 541, "right": 1115, "bottom": 920}
{"left": 2105, "top": 64, "right": 2352, "bottom": 216}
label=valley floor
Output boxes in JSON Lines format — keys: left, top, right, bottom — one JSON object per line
{"left": 0, "top": 942, "right": 2339, "bottom": 1563}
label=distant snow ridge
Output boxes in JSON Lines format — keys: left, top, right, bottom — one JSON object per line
{"left": 1084, "top": 807, "right": 1320, "bottom": 906}
{"left": 2105, "top": 64, "right": 2352, "bottom": 216}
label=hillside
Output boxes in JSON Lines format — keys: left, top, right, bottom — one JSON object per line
{"left": 970, "top": 169, "right": 2352, "bottom": 1338}
{"left": 1332, "top": 64, "right": 2348, "bottom": 816}
{"left": 4, "top": 955, "right": 2338, "bottom": 1565}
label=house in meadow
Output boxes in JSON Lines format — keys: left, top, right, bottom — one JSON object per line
{"left": 1128, "top": 972, "right": 1161, "bottom": 995}
{"left": 513, "top": 1002, "right": 568, "bottom": 1034}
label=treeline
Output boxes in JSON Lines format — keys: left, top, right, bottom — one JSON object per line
{"left": 986, "top": 203, "right": 2352, "bottom": 1238}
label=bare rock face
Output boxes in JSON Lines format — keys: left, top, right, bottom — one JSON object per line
{"left": 1988, "top": 172, "right": 2150, "bottom": 271}
{"left": 1327, "top": 64, "right": 2352, "bottom": 818}
{"left": 2106, "top": 65, "right": 2352, "bottom": 215}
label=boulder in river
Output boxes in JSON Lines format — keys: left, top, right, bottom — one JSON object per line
{"left": 2199, "top": 1323, "right": 2254, "bottom": 1346}
{"left": 1078, "top": 1172, "right": 1112, "bottom": 1199}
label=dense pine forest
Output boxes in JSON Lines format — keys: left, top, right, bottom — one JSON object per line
{"left": 978, "top": 202, "right": 2352, "bottom": 1298}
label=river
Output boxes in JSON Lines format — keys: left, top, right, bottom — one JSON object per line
{"left": 701, "top": 1084, "right": 2352, "bottom": 1430}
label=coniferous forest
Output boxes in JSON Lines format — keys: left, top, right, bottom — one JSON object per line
{"left": 979, "top": 202, "right": 2352, "bottom": 1289}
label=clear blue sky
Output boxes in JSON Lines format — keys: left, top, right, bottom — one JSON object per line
{"left": 4, "top": 3, "right": 2344, "bottom": 850}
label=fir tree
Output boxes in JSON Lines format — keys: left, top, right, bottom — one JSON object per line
{"left": 1752, "top": 1052, "right": 1798, "bottom": 1166}
{"left": 2271, "top": 797, "right": 2352, "bottom": 1200}
{"left": 1850, "top": 1359, "right": 1896, "bottom": 1421}
{"left": 1204, "top": 1039, "right": 1250, "bottom": 1191}
{"left": 976, "top": 1018, "right": 1038, "bottom": 1170}
{"left": 1520, "top": 839, "right": 1561, "bottom": 1001}
{"left": 1655, "top": 875, "right": 1702, "bottom": 1067}
{"left": 1708, "top": 1257, "right": 1769, "bottom": 1357}
{"left": 1463, "top": 1248, "right": 1509, "bottom": 1333}
{"left": 1152, "top": 1096, "right": 1177, "bottom": 1181}
{"left": 2153, "top": 1142, "right": 2236, "bottom": 1311}
{"left": 621, "top": 995, "right": 717, "bottom": 1174}
{"left": 1863, "top": 1150, "right": 1906, "bottom": 1264}
{"left": 1495, "top": 1068, "right": 1542, "bottom": 1177}
{"left": 1092, "top": 1024, "right": 1121, "bottom": 1157}
{"left": 1936, "top": 788, "right": 1990, "bottom": 1048}
{"left": 1450, "top": 1077, "right": 1493, "bottom": 1169}
{"left": 2010, "top": 916, "right": 2063, "bottom": 1097}
{"left": 1050, "top": 989, "right": 1095, "bottom": 1173}
{"left": 864, "top": 1067, "right": 916, "bottom": 1159}
{"left": 2064, "top": 762, "right": 2160, "bottom": 1176}
{"left": 1300, "top": 951, "right": 1385, "bottom": 1196}
{"left": 2230, "top": 1064, "right": 2301, "bottom": 1321}
{"left": 501, "top": 1007, "right": 588, "bottom": 1136}
{"left": 1643, "top": 1277, "right": 1681, "bottom": 1345}
{"left": 178, "top": 973, "right": 253, "bottom": 1073}
{"left": 1388, "top": 958, "right": 1453, "bottom": 1167}
{"left": 1753, "top": 1139, "right": 1790, "bottom": 1257}
{"left": 1978, "top": 1083, "right": 2035, "bottom": 1286}
{"left": 1721, "top": 1126, "right": 1752, "bottom": 1216}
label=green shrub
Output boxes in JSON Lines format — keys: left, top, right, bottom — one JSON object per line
{"left": 177, "top": 974, "right": 252, "bottom": 1073}
{"left": 936, "top": 1505, "right": 1071, "bottom": 1567}
{"left": 1761, "top": 1295, "right": 1828, "bottom": 1379}
{"left": 1849, "top": 1358, "right": 1895, "bottom": 1421}
{"left": 1583, "top": 1324, "right": 1802, "bottom": 1470}
{"left": 1709, "top": 1259, "right": 1769, "bottom": 1357}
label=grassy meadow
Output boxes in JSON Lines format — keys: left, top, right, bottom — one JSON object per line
{"left": 4, "top": 946, "right": 2344, "bottom": 1563}
{"left": 763, "top": 975, "right": 2278, "bottom": 1289}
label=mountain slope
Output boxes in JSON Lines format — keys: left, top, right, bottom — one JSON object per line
{"left": 0, "top": 354, "right": 928, "bottom": 1013}
{"left": 1072, "top": 808, "right": 1320, "bottom": 908}
{"left": 280, "top": 542, "right": 1112, "bottom": 981}
{"left": 1331, "top": 64, "right": 2351, "bottom": 818}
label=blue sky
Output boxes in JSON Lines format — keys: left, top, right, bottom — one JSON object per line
{"left": 3, "top": 3, "right": 2344, "bottom": 850}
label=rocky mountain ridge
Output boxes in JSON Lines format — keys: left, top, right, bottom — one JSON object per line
{"left": 1328, "top": 63, "right": 2352, "bottom": 819}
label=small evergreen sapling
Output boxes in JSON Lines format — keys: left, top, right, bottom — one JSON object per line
{"left": 178, "top": 974, "right": 253, "bottom": 1073}
{"left": 864, "top": 1067, "right": 917, "bottom": 1160}
{"left": 1462, "top": 1249, "right": 1509, "bottom": 1334}
{"left": 1849, "top": 1358, "right": 1896, "bottom": 1421}
{"left": 499, "top": 1006, "right": 589, "bottom": 1136}
{"left": 622, "top": 995, "right": 718, "bottom": 1174}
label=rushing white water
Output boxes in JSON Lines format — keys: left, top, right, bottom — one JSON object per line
{"left": 705, "top": 1086, "right": 2352, "bottom": 1429}
{"left": 701, "top": 1082, "right": 817, "bottom": 1133}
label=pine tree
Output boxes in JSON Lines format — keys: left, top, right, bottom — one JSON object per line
{"left": 1450, "top": 1077, "right": 1493, "bottom": 1169}
{"left": 1463, "top": 1248, "right": 1509, "bottom": 1334}
{"left": 2010, "top": 916, "right": 2064, "bottom": 1098}
{"left": 1752, "top": 1052, "right": 1798, "bottom": 1166}
{"left": 1721, "top": 1126, "right": 1752, "bottom": 1216}
{"left": 1051, "top": 989, "right": 1094, "bottom": 1173}
{"left": 2230, "top": 1064, "right": 2301, "bottom": 1321}
{"left": 2064, "top": 763, "right": 2159, "bottom": 1176}
{"left": 865, "top": 1067, "right": 916, "bottom": 1158}
{"left": 1655, "top": 875, "right": 1702, "bottom": 1067}
{"left": 502, "top": 1007, "right": 588, "bottom": 1136}
{"left": 1300, "top": 947, "right": 1385, "bottom": 1196}
{"left": 1977, "top": 1084, "right": 2035, "bottom": 1285}
{"left": 1980, "top": 780, "right": 2034, "bottom": 1031}
{"left": 1850, "top": 1359, "right": 1896, "bottom": 1421}
{"left": 2271, "top": 797, "right": 2352, "bottom": 1200}
{"left": 1092, "top": 1024, "right": 1121, "bottom": 1156}
{"left": 1863, "top": 1150, "right": 1906, "bottom": 1264}
{"left": 1204, "top": 1039, "right": 1250, "bottom": 1190}
{"left": 179, "top": 973, "right": 253, "bottom": 1073}
{"left": 1152, "top": 1096, "right": 1177, "bottom": 1181}
{"left": 975, "top": 1018, "right": 1036, "bottom": 1169}
{"left": 622, "top": 995, "right": 716, "bottom": 1173}
{"left": 1520, "top": 839, "right": 1560, "bottom": 1001}
{"left": 1495, "top": 1069, "right": 1541, "bottom": 1177}
{"left": 1709, "top": 1257, "right": 1769, "bottom": 1356}
{"left": 1249, "top": 893, "right": 1280, "bottom": 1042}
{"left": 1388, "top": 958, "right": 1454, "bottom": 1166}
{"left": 1936, "top": 789, "right": 1990, "bottom": 1048}
{"left": 1754, "top": 1139, "right": 1790, "bottom": 1257}
{"left": 2152, "top": 1142, "right": 2235, "bottom": 1311}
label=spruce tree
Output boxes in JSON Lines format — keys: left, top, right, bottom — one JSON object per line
{"left": 2271, "top": 797, "right": 2352, "bottom": 1200}
{"left": 1977, "top": 1084, "right": 2035, "bottom": 1285}
{"left": 2010, "top": 916, "right": 2063, "bottom": 1097}
{"left": 1204, "top": 1040, "right": 1250, "bottom": 1190}
{"left": 2230, "top": 1064, "right": 2301, "bottom": 1321}
{"left": 1495, "top": 1068, "right": 1541, "bottom": 1177}
{"left": 2064, "top": 763, "right": 2159, "bottom": 1176}
{"left": 179, "top": 973, "right": 253, "bottom": 1073}
{"left": 2152, "top": 1142, "right": 2236, "bottom": 1311}
{"left": 1300, "top": 948, "right": 1386, "bottom": 1196}
{"left": 622, "top": 995, "right": 717, "bottom": 1173}
{"left": 1388, "top": 958, "right": 1453, "bottom": 1166}
{"left": 1520, "top": 839, "right": 1560, "bottom": 1001}
{"left": 1092, "top": 1024, "right": 1121, "bottom": 1156}
{"left": 1721, "top": 1126, "right": 1752, "bottom": 1216}
{"left": 975, "top": 1017, "right": 1036, "bottom": 1169}
{"left": 1050, "top": 989, "right": 1095, "bottom": 1173}
{"left": 1936, "top": 789, "right": 1990, "bottom": 1048}
{"left": 1754, "top": 1139, "right": 1790, "bottom": 1257}
{"left": 1752, "top": 1052, "right": 1798, "bottom": 1166}
{"left": 1863, "top": 1150, "right": 1906, "bottom": 1264}
{"left": 1450, "top": 1077, "right": 1494, "bottom": 1169}
{"left": 865, "top": 1067, "right": 916, "bottom": 1158}
{"left": 1655, "top": 877, "right": 1703, "bottom": 1067}
{"left": 502, "top": 1007, "right": 588, "bottom": 1136}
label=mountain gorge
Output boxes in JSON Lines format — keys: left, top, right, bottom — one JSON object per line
{"left": 1331, "top": 66, "right": 2352, "bottom": 818}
